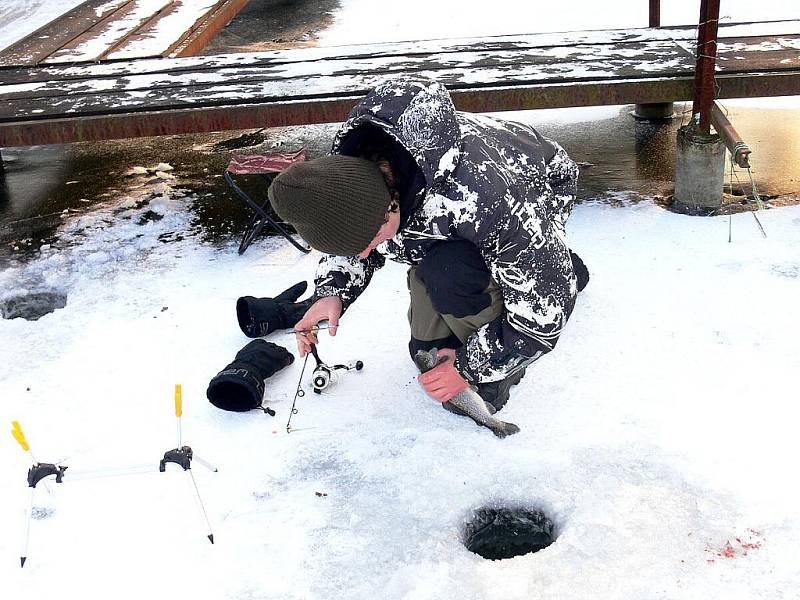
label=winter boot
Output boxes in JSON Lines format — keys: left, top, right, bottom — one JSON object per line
{"left": 236, "top": 281, "right": 312, "bottom": 337}
{"left": 570, "top": 250, "right": 590, "bottom": 292}
{"left": 475, "top": 368, "right": 526, "bottom": 412}
{"left": 207, "top": 340, "right": 294, "bottom": 411}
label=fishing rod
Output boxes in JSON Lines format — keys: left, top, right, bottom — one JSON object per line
{"left": 158, "top": 384, "right": 217, "bottom": 544}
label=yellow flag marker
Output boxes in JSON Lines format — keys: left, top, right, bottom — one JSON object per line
{"left": 174, "top": 384, "right": 183, "bottom": 417}
{"left": 11, "top": 421, "right": 30, "bottom": 452}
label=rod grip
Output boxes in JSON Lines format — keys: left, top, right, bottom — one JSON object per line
{"left": 175, "top": 384, "right": 182, "bottom": 417}
{"left": 11, "top": 421, "right": 30, "bottom": 452}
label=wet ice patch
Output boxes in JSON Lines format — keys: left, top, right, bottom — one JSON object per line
{"left": 0, "top": 289, "right": 67, "bottom": 320}
{"left": 124, "top": 162, "right": 174, "bottom": 177}
{"left": 0, "top": 177, "right": 196, "bottom": 309}
{"left": 770, "top": 262, "right": 800, "bottom": 278}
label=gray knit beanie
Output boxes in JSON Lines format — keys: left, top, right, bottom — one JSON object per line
{"left": 268, "top": 155, "right": 391, "bottom": 256}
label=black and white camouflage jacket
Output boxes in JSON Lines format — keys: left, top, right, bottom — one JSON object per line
{"left": 313, "top": 79, "right": 579, "bottom": 384}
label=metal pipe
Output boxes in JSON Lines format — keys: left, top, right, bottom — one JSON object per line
{"left": 649, "top": 0, "right": 661, "bottom": 28}
{"left": 710, "top": 101, "right": 751, "bottom": 168}
{"left": 691, "top": 0, "right": 721, "bottom": 133}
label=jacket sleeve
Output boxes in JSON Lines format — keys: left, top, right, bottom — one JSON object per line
{"left": 454, "top": 152, "right": 579, "bottom": 383}
{"left": 313, "top": 251, "right": 386, "bottom": 313}
{"left": 543, "top": 142, "right": 579, "bottom": 231}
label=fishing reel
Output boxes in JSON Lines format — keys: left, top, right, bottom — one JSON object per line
{"left": 309, "top": 345, "right": 363, "bottom": 394}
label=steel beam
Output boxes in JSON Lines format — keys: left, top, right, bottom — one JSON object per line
{"left": 0, "top": 96, "right": 361, "bottom": 147}
{"left": 1, "top": 71, "right": 799, "bottom": 148}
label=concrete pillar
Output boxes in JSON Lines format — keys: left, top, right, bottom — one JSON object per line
{"left": 633, "top": 102, "right": 674, "bottom": 120}
{"left": 674, "top": 123, "right": 725, "bottom": 212}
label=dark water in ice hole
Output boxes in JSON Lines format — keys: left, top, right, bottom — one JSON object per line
{"left": 464, "top": 506, "right": 555, "bottom": 560}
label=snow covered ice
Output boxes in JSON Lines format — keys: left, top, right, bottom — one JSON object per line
{"left": 2, "top": 172, "right": 799, "bottom": 598}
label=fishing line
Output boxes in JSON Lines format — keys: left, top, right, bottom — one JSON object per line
{"left": 728, "top": 156, "right": 768, "bottom": 239}
{"left": 285, "top": 345, "right": 364, "bottom": 433}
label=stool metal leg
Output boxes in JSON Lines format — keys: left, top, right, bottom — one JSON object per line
{"left": 225, "top": 171, "right": 310, "bottom": 254}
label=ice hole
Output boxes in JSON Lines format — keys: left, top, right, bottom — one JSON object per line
{"left": 0, "top": 290, "right": 68, "bottom": 321}
{"left": 464, "top": 506, "right": 554, "bottom": 560}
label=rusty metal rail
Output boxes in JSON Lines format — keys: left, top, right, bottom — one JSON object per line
{"left": 711, "top": 101, "right": 751, "bottom": 168}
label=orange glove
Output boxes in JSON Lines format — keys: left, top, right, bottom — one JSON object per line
{"left": 418, "top": 348, "right": 469, "bottom": 402}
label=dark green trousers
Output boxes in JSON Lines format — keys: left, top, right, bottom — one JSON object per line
{"left": 406, "top": 240, "right": 504, "bottom": 359}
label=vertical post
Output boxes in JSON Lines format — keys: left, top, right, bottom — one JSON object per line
{"left": 691, "top": 0, "right": 721, "bottom": 133}
{"left": 649, "top": 0, "right": 661, "bottom": 28}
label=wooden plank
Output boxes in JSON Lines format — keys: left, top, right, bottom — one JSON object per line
{"left": 169, "top": 0, "right": 252, "bottom": 57}
{"left": 0, "top": 0, "right": 129, "bottom": 67}
{"left": 44, "top": 0, "right": 173, "bottom": 64}
{"left": 0, "top": 21, "right": 797, "bottom": 146}
{"left": 106, "top": 0, "right": 249, "bottom": 60}
{"left": 0, "top": 38, "right": 689, "bottom": 101}
{"left": 2, "top": 19, "right": 797, "bottom": 85}
{"left": 9, "top": 30, "right": 796, "bottom": 96}
{"left": 1, "top": 60, "right": 797, "bottom": 130}
{"left": 1, "top": 33, "right": 797, "bottom": 113}
{"left": 2, "top": 71, "right": 799, "bottom": 147}
{"left": 0, "top": 0, "right": 250, "bottom": 67}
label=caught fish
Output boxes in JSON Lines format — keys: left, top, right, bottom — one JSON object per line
{"left": 414, "top": 348, "right": 521, "bottom": 438}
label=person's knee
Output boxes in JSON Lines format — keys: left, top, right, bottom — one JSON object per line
{"left": 416, "top": 241, "right": 492, "bottom": 318}
{"left": 408, "top": 335, "right": 460, "bottom": 362}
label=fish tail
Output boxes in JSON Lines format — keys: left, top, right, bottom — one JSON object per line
{"left": 491, "top": 420, "right": 521, "bottom": 438}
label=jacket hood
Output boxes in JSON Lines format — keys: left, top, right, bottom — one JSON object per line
{"left": 332, "top": 79, "right": 461, "bottom": 190}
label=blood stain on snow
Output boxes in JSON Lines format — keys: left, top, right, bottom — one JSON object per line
{"left": 705, "top": 529, "right": 764, "bottom": 563}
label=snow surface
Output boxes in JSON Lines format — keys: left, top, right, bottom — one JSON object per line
{"left": 318, "top": 0, "right": 800, "bottom": 45}
{"left": 105, "top": 0, "right": 223, "bottom": 60}
{"left": 1, "top": 158, "right": 800, "bottom": 599}
{"left": 45, "top": 0, "right": 172, "bottom": 63}
{"left": 0, "top": 0, "right": 85, "bottom": 52}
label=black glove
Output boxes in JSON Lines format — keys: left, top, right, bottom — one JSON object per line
{"left": 207, "top": 340, "right": 294, "bottom": 412}
{"left": 236, "top": 281, "right": 312, "bottom": 337}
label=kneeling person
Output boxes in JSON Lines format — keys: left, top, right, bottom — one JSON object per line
{"left": 268, "top": 79, "right": 587, "bottom": 415}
